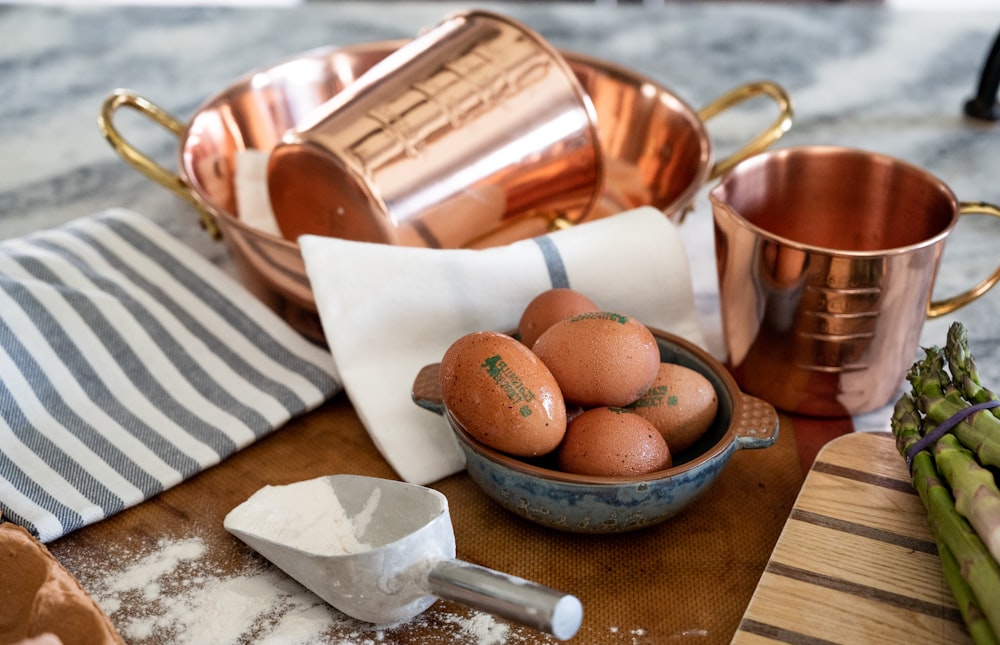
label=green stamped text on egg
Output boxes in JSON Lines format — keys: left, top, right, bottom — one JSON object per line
{"left": 569, "top": 311, "right": 629, "bottom": 325}
{"left": 481, "top": 354, "right": 536, "bottom": 417}
{"left": 629, "top": 385, "right": 679, "bottom": 409}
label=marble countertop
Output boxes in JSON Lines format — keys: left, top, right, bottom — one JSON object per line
{"left": 3, "top": 2, "right": 1000, "bottom": 430}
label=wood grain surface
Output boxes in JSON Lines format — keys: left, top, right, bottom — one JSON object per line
{"left": 734, "top": 431, "right": 971, "bottom": 645}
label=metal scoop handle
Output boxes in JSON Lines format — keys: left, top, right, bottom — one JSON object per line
{"left": 428, "top": 559, "right": 583, "bottom": 641}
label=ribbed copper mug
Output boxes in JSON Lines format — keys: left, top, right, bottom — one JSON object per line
{"left": 267, "top": 10, "right": 603, "bottom": 249}
{"left": 710, "top": 146, "right": 1000, "bottom": 417}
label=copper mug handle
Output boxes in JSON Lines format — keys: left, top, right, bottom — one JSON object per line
{"left": 698, "top": 80, "right": 795, "bottom": 180}
{"left": 927, "top": 201, "right": 1000, "bottom": 317}
{"left": 98, "top": 89, "right": 220, "bottom": 238}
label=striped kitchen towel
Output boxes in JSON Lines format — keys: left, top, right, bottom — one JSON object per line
{"left": 0, "top": 209, "right": 340, "bottom": 543}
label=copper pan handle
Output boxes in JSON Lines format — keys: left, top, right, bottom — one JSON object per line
{"left": 927, "top": 201, "right": 1000, "bottom": 318}
{"left": 698, "top": 81, "right": 794, "bottom": 180}
{"left": 98, "top": 89, "right": 220, "bottom": 238}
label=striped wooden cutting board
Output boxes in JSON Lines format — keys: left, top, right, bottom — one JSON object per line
{"left": 733, "top": 431, "right": 971, "bottom": 644}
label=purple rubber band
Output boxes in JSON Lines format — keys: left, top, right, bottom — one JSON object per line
{"left": 906, "top": 399, "right": 1000, "bottom": 473}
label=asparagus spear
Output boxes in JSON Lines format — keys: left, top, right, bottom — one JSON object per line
{"left": 891, "top": 394, "right": 1000, "bottom": 638}
{"left": 908, "top": 346, "right": 1000, "bottom": 468}
{"left": 933, "top": 432, "right": 1000, "bottom": 564}
{"left": 935, "top": 533, "right": 1000, "bottom": 645}
{"left": 945, "top": 321, "right": 1000, "bottom": 418}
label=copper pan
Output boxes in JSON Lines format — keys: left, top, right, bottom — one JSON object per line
{"left": 99, "top": 41, "right": 793, "bottom": 343}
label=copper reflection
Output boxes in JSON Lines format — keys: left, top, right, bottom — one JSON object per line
{"left": 711, "top": 146, "right": 1000, "bottom": 417}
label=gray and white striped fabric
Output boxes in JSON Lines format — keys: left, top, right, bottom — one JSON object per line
{"left": 0, "top": 208, "right": 339, "bottom": 543}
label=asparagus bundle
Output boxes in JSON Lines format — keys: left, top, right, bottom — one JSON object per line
{"left": 909, "top": 345, "right": 1000, "bottom": 469}
{"left": 890, "top": 322, "right": 1000, "bottom": 643}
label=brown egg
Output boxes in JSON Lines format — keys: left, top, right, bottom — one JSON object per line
{"left": 557, "top": 407, "right": 671, "bottom": 477}
{"left": 532, "top": 311, "right": 660, "bottom": 408}
{"left": 518, "top": 288, "right": 599, "bottom": 349}
{"left": 439, "top": 331, "right": 566, "bottom": 457}
{"left": 628, "top": 362, "right": 718, "bottom": 454}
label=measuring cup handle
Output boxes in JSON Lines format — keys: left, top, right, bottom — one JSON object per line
{"left": 427, "top": 559, "right": 583, "bottom": 641}
{"left": 98, "top": 89, "right": 220, "bottom": 239}
{"left": 698, "top": 81, "right": 794, "bottom": 180}
{"left": 928, "top": 201, "right": 1000, "bottom": 318}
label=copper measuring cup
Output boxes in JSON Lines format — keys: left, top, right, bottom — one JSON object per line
{"left": 710, "top": 145, "right": 1000, "bottom": 417}
{"left": 267, "top": 10, "right": 604, "bottom": 249}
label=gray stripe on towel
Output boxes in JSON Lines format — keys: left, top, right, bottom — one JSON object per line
{"left": 533, "top": 236, "right": 570, "bottom": 289}
{"left": 0, "top": 331, "right": 133, "bottom": 524}
{"left": 0, "top": 280, "right": 201, "bottom": 478}
{"left": 39, "top": 232, "right": 290, "bottom": 433}
{"left": 103, "top": 217, "right": 338, "bottom": 398}
{"left": 5, "top": 253, "right": 243, "bottom": 456}
{"left": 0, "top": 452, "right": 85, "bottom": 540}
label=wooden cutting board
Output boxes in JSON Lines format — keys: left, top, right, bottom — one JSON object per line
{"left": 733, "top": 431, "right": 971, "bottom": 644}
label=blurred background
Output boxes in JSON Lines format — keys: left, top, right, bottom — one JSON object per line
{"left": 3, "top": 0, "right": 996, "bottom": 9}
{"left": 4, "top": 0, "right": 998, "bottom": 8}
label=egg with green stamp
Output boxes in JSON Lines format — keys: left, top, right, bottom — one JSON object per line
{"left": 628, "top": 362, "right": 719, "bottom": 454}
{"left": 439, "top": 331, "right": 567, "bottom": 457}
{"left": 532, "top": 311, "right": 661, "bottom": 408}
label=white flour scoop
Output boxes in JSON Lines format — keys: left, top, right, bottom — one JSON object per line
{"left": 223, "top": 474, "right": 582, "bottom": 640}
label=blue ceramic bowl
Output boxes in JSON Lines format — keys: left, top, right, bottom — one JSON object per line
{"left": 413, "top": 328, "right": 779, "bottom": 534}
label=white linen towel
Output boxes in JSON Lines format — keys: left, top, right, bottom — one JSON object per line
{"left": 0, "top": 209, "right": 340, "bottom": 543}
{"left": 299, "top": 206, "right": 705, "bottom": 485}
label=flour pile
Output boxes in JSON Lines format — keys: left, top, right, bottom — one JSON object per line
{"left": 223, "top": 477, "right": 380, "bottom": 556}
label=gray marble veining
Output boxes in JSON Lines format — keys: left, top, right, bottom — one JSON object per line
{"left": 3, "top": 2, "right": 1000, "bottom": 430}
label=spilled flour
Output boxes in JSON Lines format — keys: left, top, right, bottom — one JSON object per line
{"left": 59, "top": 533, "right": 543, "bottom": 645}
{"left": 58, "top": 530, "right": 655, "bottom": 643}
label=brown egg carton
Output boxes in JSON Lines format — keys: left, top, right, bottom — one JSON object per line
{"left": 0, "top": 521, "right": 125, "bottom": 645}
